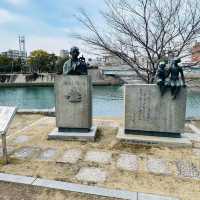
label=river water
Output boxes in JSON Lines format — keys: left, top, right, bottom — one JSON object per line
{"left": 0, "top": 86, "right": 199, "bottom": 118}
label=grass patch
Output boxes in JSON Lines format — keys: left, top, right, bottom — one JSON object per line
{"left": 0, "top": 157, "right": 22, "bottom": 166}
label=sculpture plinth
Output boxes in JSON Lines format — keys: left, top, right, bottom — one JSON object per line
{"left": 117, "top": 84, "right": 191, "bottom": 147}
{"left": 48, "top": 75, "right": 97, "bottom": 141}
{"left": 124, "top": 84, "right": 186, "bottom": 137}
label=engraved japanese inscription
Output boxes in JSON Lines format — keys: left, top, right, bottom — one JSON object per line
{"left": 125, "top": 84, "right": 186, "bottom": 134}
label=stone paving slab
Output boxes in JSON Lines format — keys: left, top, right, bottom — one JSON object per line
{"left": 138, "top": 192, "right": 179, "bottom": 200}
{"left": 13, "top": 135, "right": 30, "bottom": 144}
{"left": 37, "top": 148, "right": 57, "bottom": 161}
{"left": 117, "top": 154, "right": 138, "bottom": 171}
{"left": 57, "top": 149, "right": 82, "bottom": 164}
{"left": 0, "top": 173, "right": 35, "bottom": 185}
{"left": 12, "top": 147, "right": 40, "bottom": 159}
{"left": 176, "top": 160, "right": 200, "bottom": 180}
{"left": 85, "top": 151, "right": 112, "bottom": 164}
{"left": 146, "top": 158, "right": 170, "bottom": 175}
{"left": 76, "top": 167, "right": 107, "bottom": 183}
{"left": 192, "top": 148, "right": 200, "bottom": 156}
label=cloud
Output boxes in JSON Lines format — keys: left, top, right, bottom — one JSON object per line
{"left": 0, "top": 0, "right": 105, "bottom": 57}
{"left": 4, "top": 0, "right": 29, "bottom": 7}
{"left": 0, "top": 9, "right": 16, "bottom": 24}
{"left": 27, "top": 35, "right": 89, "bottom": 56}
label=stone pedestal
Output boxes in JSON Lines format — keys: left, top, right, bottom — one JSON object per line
{"left": 117, "top": 84, "right": 191, "bottom": 147}
{"left": 48, "top": 75, "right": 97, "bottom": 141}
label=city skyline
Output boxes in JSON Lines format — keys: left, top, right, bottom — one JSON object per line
{"left": 0, "top": 0, "right": 105, "bottom": 56}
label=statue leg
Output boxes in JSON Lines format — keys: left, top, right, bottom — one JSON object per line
{"left": 173, "top": 86, "right": 181, "bottom": 99}
{"left": 160, "top": 84, "right": 166, "bottom": 96}
{"left": 171, "top": 86, "right": 174, "bottom": 95}
{"left": 171, "top": 86, "right": 176, "bottom": 99}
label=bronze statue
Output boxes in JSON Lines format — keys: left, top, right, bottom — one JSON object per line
{"left": 167, "top": 58, "right": 186, "bottom": 99}
{"left": 63, "top": 47, "right": 88, "bottom": 75}
{"left": 156, "top": 61, "right": 167, "bottom": 96}
{"left": 156, "top": 58, "right": 186, "bottom": 99}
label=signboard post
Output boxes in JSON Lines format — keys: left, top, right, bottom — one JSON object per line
{"left": 0, "top": 106, "right": 17, "bottom": 164}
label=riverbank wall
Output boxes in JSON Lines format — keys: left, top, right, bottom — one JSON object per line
{"left": 0, "top": 68, "right": 122, "bottom": 87}
{"left": 0, "top": 70, "right": 200, "bottom": 91}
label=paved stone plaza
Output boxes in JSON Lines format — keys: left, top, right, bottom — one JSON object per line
{"left": 0, "top": 114, "right": 200, "bottom": 200}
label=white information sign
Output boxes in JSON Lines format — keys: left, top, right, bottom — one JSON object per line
{"left": 0, "top": 106, "right": 17, "bottom": 164}
{"left": 0, "top": 106, "right": 17, "bottom": 135}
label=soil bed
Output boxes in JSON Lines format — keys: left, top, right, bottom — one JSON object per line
{"left": 0, "top": 114, "right": 199, "bottom": 200}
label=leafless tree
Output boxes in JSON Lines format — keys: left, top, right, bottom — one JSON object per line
{"left": 76, "top": 0, "right": 200, "bottom": 83}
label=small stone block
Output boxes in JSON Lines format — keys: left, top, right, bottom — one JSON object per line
{"left": 13, "top": 135, "right": 30, "bottom": 144}
{"left": 58, "top": 149, "right": 82, "bottom": 164}
{"left": 48, "top": 126, "right": 97, "bottom": 142}
{"left": 176, "top": 160, "right": 200, "bottom": 180}
{"left": 37, "top": 148, "right": 57, "bottom": 161}
{"left": 117, "top": 154, "right": 138, "bottom": 171}
{"left": 76, "top": 167, "right": 107, "bottom": 183}
{"left": 13, "top": 147, "right": 40, "bottom": 159}
{"left": 192, "top": 148, "right": 200, "bottom": 156}
{"left": 85, "top": 151, "right": 112, "bottom": 164}
{"left": 146, "top": 158, "right": 169, "bottom": 175}
{"left": 117, "top": 128, "right": 192, "bottom": 148}
{"left": 138, "top": 192, "right": 179, "bottom": 200}
{"left": 0, "top": 173, "right": 35, "bottom": 185}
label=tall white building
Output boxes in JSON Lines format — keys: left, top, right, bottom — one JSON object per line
{"left": 60, "top": 49, "right": 69, "bottom": 58}
{"left": 1, "top": 49, "right": 27, "bottom": 60}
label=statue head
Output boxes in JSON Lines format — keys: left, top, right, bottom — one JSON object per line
{"left": 159, "top": 61, "right": 166, "bottom": 69}
{"left": 172, "top": 57, "right": 181, "bottom": 64}
{"left": 70, "top": 46, "right": 80, "bottom": 60}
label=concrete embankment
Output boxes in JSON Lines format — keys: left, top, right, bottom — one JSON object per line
{"left": 0, "top": 68, "right": 122, "bottom": 87}
{"left": 0, "top": 69, "right": 200, "bottom": 91}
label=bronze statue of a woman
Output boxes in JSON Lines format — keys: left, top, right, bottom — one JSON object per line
{"left": 166, "top": 58, "right": 186, "bottom": 99}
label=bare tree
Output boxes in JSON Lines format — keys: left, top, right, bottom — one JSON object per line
{"left": 76, "top": 0, "right": 200, "bottom": 83}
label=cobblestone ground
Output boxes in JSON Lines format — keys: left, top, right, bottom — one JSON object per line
{"left": 0, "top": 115, "right": 200, "bottom": 200}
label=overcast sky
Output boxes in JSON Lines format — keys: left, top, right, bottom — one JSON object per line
{"left": 0, "top": 0, "right": 105, "bottom": 56}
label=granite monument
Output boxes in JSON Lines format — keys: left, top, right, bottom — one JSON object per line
{"left": 48, "top": 47, "right": 97, "bottom": 141}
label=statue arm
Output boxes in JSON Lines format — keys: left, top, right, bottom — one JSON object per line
{"left": 165, "top": 67, "right": 170, "bottom": 78}
{"left": 63, "top": 60, "right": 72, "bottom": 75}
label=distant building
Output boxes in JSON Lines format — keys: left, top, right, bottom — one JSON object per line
{"left": 60, "top": 49, "right": 69, "bottom": 58}
{"left": 1, "top": 49, "right": 27, "bottom": 60}
{"left": 192, "top": 42, "right": 200, "bottom": 62}
{"left": 103, "top": 55, "right": 125, "bottom": 66}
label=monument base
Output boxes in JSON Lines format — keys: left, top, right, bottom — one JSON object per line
{"left": 48, "top": 126, "right": 97, "bottom": 142}
{"left": 125, "top": 129, "right": 181, "bottom": 138}
{"left": 117, "top": 128, "right": 192, "bottom": 148}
